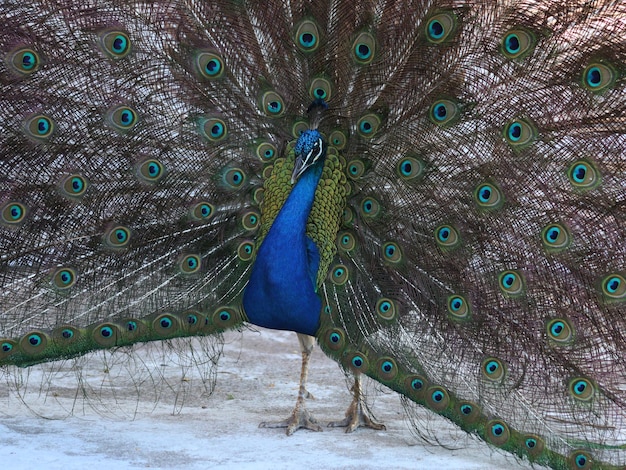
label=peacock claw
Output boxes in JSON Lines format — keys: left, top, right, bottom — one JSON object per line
{"left": 329, "top": 374, "right": 386, "bottom": 432}
{"left": 327, "top": 398, "right": 386, "bottom": 433}
{"left": 259, "top": 407, "right": 323, "bottom": 435}
{"left": 258, "top": 334, "right": 322, "bottom": 435}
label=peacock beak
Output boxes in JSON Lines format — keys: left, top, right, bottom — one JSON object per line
{"left": 291, "top": 158, "right": 308, "bottom": 184}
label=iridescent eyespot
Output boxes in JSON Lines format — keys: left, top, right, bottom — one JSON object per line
{"left": 504, "top": 118, "right": 536, "bottom": 147}
{"left": 295, "top": 20, "right": 320, "bottom": 52}
{"left": 357, "top": 114, "right": 381, "bottom": 137}
{"left": 179, "top": 254, "right": 201, "bottom": 274}
{"left": 0, "top": 340, "right": 16, "bottom": 357}
{"left": 447, "top": 295, "right": 470, "bottom": 321}
{"left": 1, "top": 202, "right": 27, "bottom": 225}
{"left": 261, "top": 91, "right": 285, "bottom": 117}
{"left": 458, "top": 402, "right": 481, "bottom": 423}
{"left": 382, "top": 242, "right": 402, "bottom": 263}
{"left": 326, "top": 328, "right": 345, "bottom": 351}
{"left": 498, "top": 270, "right": 524, "bottom": 296}
{"left": 347, "top": 160, "right": 365, "bottom": 179}
{"left": 426, "top": 386, "right": 450, "bottom": 411}
{"left": 25, "top": 114, "right": 54, "bottom": 140}
{"left": 601, "top": 274, "right": 626, "bottom": 300}
{"left": 109, "top": 106, "right": 138, "bottom": 131}
{"left": 309, "top": 76, "right": 332, "bottom": 102}
{"left": 397, "top": 157, "right": 423, "bottom": 180}
{"left": 256, "top": 142, "right": 277, "bottom": 162}
{"left": 237, "top": 241, "right": 255, "bottom": 261}
{"left": 582, "top": 62, "right": 616, "bottom": 93}
{"left": 541, "top": 223, "right": 570, "bottom": 251}
{"left": 474, "top": 183, "right": 503, "bottom": 209}
{"left": 92, "top": 323, "right": 119, "bottom": 347}
{"left": 426, "top": 12, "right": 457, "bottom": 43}
{"left": 410, "top": 377, "right": 425, "bottom": 391}
{"left": 568, "top": 160, "right": 600, "bottom": 190}
{"left": 213, "top": 308, "right": 233, "bottom": 325}
{"left": 501, "top": 29, "right": 535, "bottom": 59}
{"left": 337, "top": 231, "right": 356, "bottom": 252}
{"left": 52, "top": 325, "right": 81, "bottom": 346}
{"left": 346, "top": 352, "right": 368, "bottom": 372}
{"left": 138, "top": 159, "right": 165, "bottom": 183}
{"left": 200, "top": 117, "right": 227, "bottom": 141}
{"left": 20, "top": 332, "right": 48, "bottom": 354}
{"left": 522, "top": 434, "right": 545, "bottom": 457}
{"left": 190, "top": 202, "right": 214, "bottom": 221}
{"left": 179, "top": 311, "right": 205, "bottom": 334}
{"left": 105, "top": 226, "right": 131, "bottom": 248}
{"left": 223, "top": 168, "right": 245, "bottom": 188}
{"left": 569, "top": 378, "right": 594, "bottom": 401}
{"left": 486, "top": 420, "right": 510, "bottom": 446}
{"left": 546, "top": 318, "right": 574, "bottom": 344}
{"left": 153, "top": 314, "right": 178, "bottom": 336}
{"left": 429, "top": 99, "right": 458, "bottom": 126}
{"left": 569, "top": 451, "right": 593, "bottom": 470}
{"left": 405, "top": 375, "right": 428, "bottom": 399}
{"left": 329, "top": 130, "right": 347, "bottom": 150}
{"left": 330, "top": 264, "right": 349, "bottom": 285}
{"left": 61, "top": 174, "right": 88, "bottom": 197}
{"left": 481, "top": 357, "right": 506, "bottom": 381}
{"left": 352, "top": 32, "right": 375, "bottom": 64}
{"left": 377, "top": 358, "right": 397, "bottom": 381}
{"left": 9, "top": 48, "right": 40, "bottom": 74}
{"left": 195, "top": 51, "right": 224, "bottom": 79}
{"left": 376, "top": 298, "right": 396, "bottom": 322}
{"left": 435, "top": 224, "right": 460, "bottom": 249}
{"left": 241, "top": 211, "right": 260, "bottom": 231}
{"left": 52, "top": 268, "right": 77, "bottom": 290}
{"left": 100, "top": 31, "right": 131, "bottom": 59}
{"left": 28, "top": 334, "right": 42, "bottom": 346}
{"left": 360, "top": 197, "right": 381, "bottom": 217}
{"left": 213, "top": 307, "right": 239, "bottom": 329}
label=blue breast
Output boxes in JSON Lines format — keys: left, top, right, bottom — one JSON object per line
{"left": 242, "top": 159, "right": 324, "bottom": 336}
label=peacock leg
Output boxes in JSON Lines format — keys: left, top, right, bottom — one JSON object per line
{"left": 259, "top": 333, "right": 323, "bottom": 435}
{"left": 328, "top": 373, "right": 386, "bottom": 432}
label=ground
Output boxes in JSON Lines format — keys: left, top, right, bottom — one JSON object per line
{"left": 0, "top": 328, "right": 547, "bottom": 469}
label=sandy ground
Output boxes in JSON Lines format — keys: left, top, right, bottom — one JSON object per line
{"left": 0, "top": 328, "right": 546, "bottom": 469}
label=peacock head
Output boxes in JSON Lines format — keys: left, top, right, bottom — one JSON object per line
{"left": 291, "top": 128, "right": 326, "bottom": 184}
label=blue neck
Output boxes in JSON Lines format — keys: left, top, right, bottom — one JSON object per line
{"left": 242, "top": 161, "right": 324, "bottom": 336}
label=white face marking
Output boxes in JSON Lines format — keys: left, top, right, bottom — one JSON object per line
{"left": 304, "top": 137, "right": 324, "bottom": 166}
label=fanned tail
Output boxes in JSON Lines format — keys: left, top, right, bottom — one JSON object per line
{"left": 1, "top": 2, "right": 626, "bottom": 469}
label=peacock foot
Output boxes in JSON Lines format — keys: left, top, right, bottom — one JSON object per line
{"left": 328, "top": 375, "right": 386, "bottom": 433}
{"left": 328, "top": 397, "right": 386, "bottom": 433}
{"left": 258, "top": 333, "right": 322, "bottom": 435}
{"left": 259, "top": 406, "right": 323, "bottom": 436}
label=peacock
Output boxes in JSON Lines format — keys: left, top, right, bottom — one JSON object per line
{"left": 1, "top": 0, "right": 625, "bottom": 468}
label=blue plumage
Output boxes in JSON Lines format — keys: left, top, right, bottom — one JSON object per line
{"left": 243, "top": 129, "right": 326, "bottom": 336}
